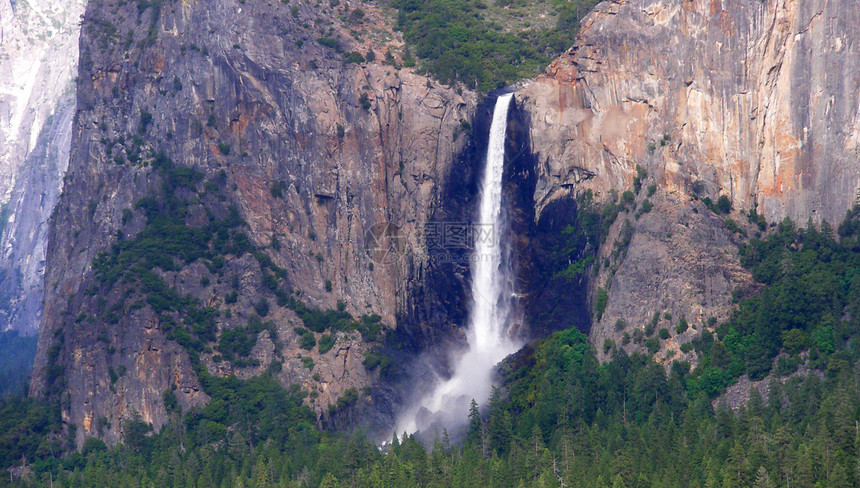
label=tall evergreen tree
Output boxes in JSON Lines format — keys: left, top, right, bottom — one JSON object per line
{"left": 467, "top": 399, "right": 482, "bottom": 447}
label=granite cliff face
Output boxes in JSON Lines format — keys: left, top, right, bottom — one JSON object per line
{"left": 522, "top": 0, "right": 860, "bottom": 224}
{"left": 31, "top": 0, "right": 477, "bottom": 445}
{"left": 0, "top": 0, "right": 86, "bottom": 334}
{"left": 517, "top": 0, "right": 860, "bottom": 359}
{"left": 33, "top": 0, "right": 860, "bottom": 444}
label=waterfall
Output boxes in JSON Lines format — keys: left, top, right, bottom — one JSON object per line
{"left": 398, "top": 93, "right": 519, "bottom": 436}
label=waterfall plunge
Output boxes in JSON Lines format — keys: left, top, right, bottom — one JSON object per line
{"left": 398, "top": 93, "right": 520, "bottom": 436}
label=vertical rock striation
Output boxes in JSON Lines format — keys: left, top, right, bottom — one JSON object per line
{"left": 521, "top": 0, "right": 860, "bottom": 224}
{"left": 0, "top": 0, "right": 86, "bottom": 334}
{"left": 31, "top": 0, "right": 476, "bottom": 445}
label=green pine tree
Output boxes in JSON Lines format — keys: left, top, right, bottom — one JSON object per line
{"left": 753, "top": 466, "right": 775, "bottom": 488}
{"left": 467, "top": 399, "right": 482, "bottom": 447}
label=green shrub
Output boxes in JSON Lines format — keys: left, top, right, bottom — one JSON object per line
{"left": 300, "top": 356, "right": 315, "bottom": 369}
{"left": 724, "top": 218, "right": 745, "bottom": 235}
{"left": 358, "top": 92, "right": 371, "bottom": 110}
{"left": 254, "top": 299, "right": 270, "bottom": 317}
{"left": 645, "top": 338, "right": 660, "bottom": 354}
{"left": 139, "top": 110, "right": 153, "bottom": 133}
{"left": 318, "top": 334, "right": 336, "bottom": 354}
{"left": 716, "top": 195, "right": 732, "bottom": 214}
{"left": 217, "top": 323, "right": 263, "bottom": 363}
{"left": 334, "top": 387, "right": 358, "bottom": 412}
{"left": 645, "top": 312, "right": 660, "bottom": 336}
{"left": 162, "top": 390, "right": 179, "bottom": 412}
{"left": 343, "top": 51, "right": 365, "bottom": 64}
{"left": 621, "top": 190, "right": 635, "bottom": 207}
{"left": 349, "top": 7, "right": 365, "bottom": 22}
{"left": 299, "top": 332, "right": 316, "bottom": 350}
{"left": 639, "top": 199, "right": 653, "bottom": 215}
{"left": 747, "top": 208, "right": 768, "bottom": 231}
{"left": 603, "top": 339, "right": 615, "bottom": 354}
{"left": 317, "top": 37, "right": 339, "bottom": 50}
{"left": 594, "top": 288, "right": 608, "bottom": 322}
{"left": 658, "top": 328, "right": 670, "bottom": 340}
{"left": 633, "top": 165, "right": 647, "bottom": 194}
{"left": 362, "top": 351, "right": 388, "bottom": 370}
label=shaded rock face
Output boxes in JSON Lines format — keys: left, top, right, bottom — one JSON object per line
{"left": 505, "top": 98, "right": 593, "bottom": 340}
{"left": 31, "top": 0, "right": 477, "bottom": 445}
{"left": 394, "top": 96, "right": 498, "bottom": 357}
{"left": 521, "top": 0, "right": 860, "bottom": 225}
{"left": 0, "top": 0, "right": 86, "bottom": 334}
{"left": 516, "top": 0, "right": 860, "bottom": 359}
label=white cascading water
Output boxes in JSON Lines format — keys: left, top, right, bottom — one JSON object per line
{"left": 398, "top": 93, "right": 519, "bottom": 435}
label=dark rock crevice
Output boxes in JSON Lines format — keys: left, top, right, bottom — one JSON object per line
{"left": 504, "top": 98, "right": 592, "bottom": 339}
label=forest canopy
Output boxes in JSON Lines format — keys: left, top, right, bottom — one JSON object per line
{"left": 391, "top": 0, "right": 600, "bottom": 90}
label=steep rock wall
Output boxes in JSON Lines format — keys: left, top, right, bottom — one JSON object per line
{"left": 521, "top": 0, "right": 860, "bottom": 224}
{"left": 31, "top": 0, "right": 476, "bottom": 445}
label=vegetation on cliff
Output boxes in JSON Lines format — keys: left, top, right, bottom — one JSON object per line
{"left": 687, "top": 207, "right": 860, "bottom": 396}
{"left": 80, "top": 147, "right": 385, "bottom": 368}
{"left": 392, "top": 0, "right": 600, "bottom": 90}
{"left": 3, "top": 327, "right": 859, "bottom": 487}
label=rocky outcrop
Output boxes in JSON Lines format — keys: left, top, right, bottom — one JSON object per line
{"left": 517, "top": 0, "right": 860, "bottom": 357}
{"left": 31, "top": 0, "right": 477, "bottom": 446}
{"left": 588, "top": 190, "right": 757, "bottom": 362}
{"left": 0, "top": 0, "right": 86, "bottom": 334}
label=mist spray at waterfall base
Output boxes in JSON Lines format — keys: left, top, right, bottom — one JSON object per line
{"left": 396, "top": 93, "right": 520, "bottom": 437}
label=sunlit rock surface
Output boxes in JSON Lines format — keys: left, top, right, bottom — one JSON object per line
{"left": 518, "top": 0, "right": 860, "bottom": 360}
